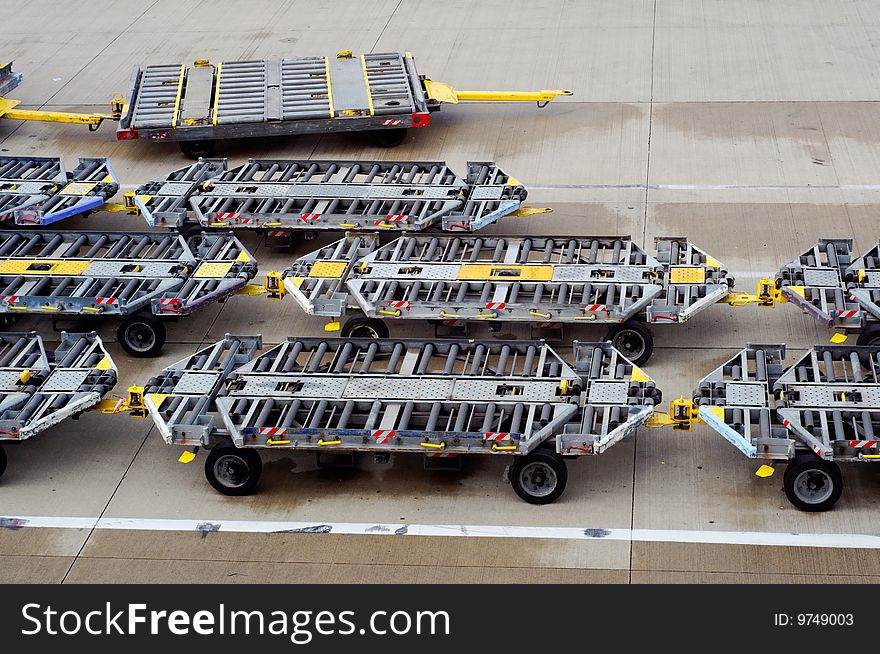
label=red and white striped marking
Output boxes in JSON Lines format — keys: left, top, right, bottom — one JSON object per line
{"left": 849, "top": 440, "right": 879, "bottom": 448}
{"left": 299, "top": 213, "right": 322, "bottom": 223}
{"left": 95, "top": 297, "right": 118, "bottom": 306}
{"left": 837, "top": 309, "right": 859, "bottom": 319}
{"left": 483, "top": 432, "right": 512, "bottom": 441}
{"left": 373, "top": 430, "right": 395, "bottom": 445}
{"left": 485, "top": 302, "right": 507, "bottom": 310}
{"left": 382, "top": 119, "right": 404, "bottom": 126}
{"left": 216, "top": 212, "right": 240, "bottom": 221}
{"left": 386, "top": 300, "right": 411, "bottom": 309}
{"left": 267, "top": 230, "right": 288, "bottom": 238}
{"left": 1, "top": 295, "right": 18, "bottom": 303}
{"left": 258, "top": 427, "right": 287, "bottom": 437}
{"left": 376, "top": 214, "right": 407, "bottom": 225}
{"left": 584, "top": 304, "right": 608, "bottom": 313}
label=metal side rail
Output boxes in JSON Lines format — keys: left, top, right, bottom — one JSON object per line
{"left": 0, "top": 156, "right": 119, "bottom": 226}
{"left": 0, "top": 331, "right": 116, "bottom": 444}
{"left": 134, "top": 159, "right": 526, "bottom": 234}
{"left": 278, "top": 233, "right": 734, "bottom": 364}
{"left": 142, "top": 336, "right": 659, "bottom": 503}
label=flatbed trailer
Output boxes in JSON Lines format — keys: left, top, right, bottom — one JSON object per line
{"left": 0, "top": 331, "right": 117, "bottom": 479}
{"left": 0, "top": 230, "right": 257, "bottom": 356}
{"left": 134, "top": 158, "right": 528, "bottom": 241}
{"left": 116, "top": 51, "right": 572, "bottom": 157}
{"left": 666, "top": 342, "right": 880, "bottom": 511}
{"left": 0, "top": 156, "right": 119, "bottom": 226}
{"left": 771, "top": 238, "right": 880, "bottom": 345}
{"left": 141, "top": 336, "right": 661, "bottom": 503}
{"left": 279, "top": 233, "right": 736, "bottom": 364}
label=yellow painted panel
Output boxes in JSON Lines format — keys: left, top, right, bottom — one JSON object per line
{"left": 0, "top": 259, "right": 91, "bottom": 276}
{"left": 193, "top": 261, "right": 234, "bottom": 278}
{"left": 669, "top": 267, "right": 706, "bottom": 285}
{"left": 705, "top": 406, "right": 725, "bottom": 419}
{"left": 630, "top": 366, "right": 649, "bottom": 383}
{"left": 308, "top": 261, "right": 347, "bottom": 278}
{"left": 60, "top": 181, "right": 97, "bottom": 196}
{"left": 457, "top": 264, "right": 554, "bottom": 282}
{"left": 96, "top": 356, "right": 112, "bottom": 371}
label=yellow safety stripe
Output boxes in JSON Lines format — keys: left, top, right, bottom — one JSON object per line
{"left": 457, "top": 264, "right": 554, "bottom": 282}
{"left": 324, "top": 57, "right": 335, "bottom": 119}
{"left": 212, "top": 62, "right": 222, "bottom": 126}
{"left": 360, "top": 55, "right": 375, "bottom": 116}
{"left": 171, "top": 63, "right": 186, "bottom": 128}
{"left": 0, "top": 259, "right": 91, "bottom": 276}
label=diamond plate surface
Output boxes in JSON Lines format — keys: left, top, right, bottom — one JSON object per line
{"left": 803, "top": 268, "right": 842, "bottom": 287}
{"left": 725, "top": 382, "right": 768, "bottom": 407}
{"left": 174, "top": 371, "right": 222, "bottom": 395}
{"left": 42, "top": 369, "right": 91, "bottom": 393}
{"left": 587, "top": 380, "right": 628, "bottom": 404}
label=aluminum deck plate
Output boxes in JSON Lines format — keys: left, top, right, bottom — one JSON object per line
{"left": 0, "top": 332, "right": 116, "bottom": 441}
{"left": 283, "top": 234, "right": 734, "bottom": 325}
{"left": 695, "top": 343, "right": 880, "bottom": 462}
{"left": 134, "top": 159, "right": 525, "bottom": 233}
{"left": 0, "top": 230, "right": 257, "bottom": 317}
{"left": 143, "top": 337, "right": 660, "bottom": 457}
{"left": 0, "top": 157, "right": 119, "bottom": 226}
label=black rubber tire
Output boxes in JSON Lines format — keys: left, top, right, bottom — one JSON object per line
{"left": 509, "top": 449, "right": 568, "bottom": 505}
{"left": 204, "top": 443, "right": 263, "bottom": 496}
{"left": 607, "top": 320, "right": 654, "bottom": 365}
{"left": 180, "top": 224, "right": 204, "bottom": 244}
{"left": 0, "top": 444, "right": 6, "bottom": 479}
{"left": 117, "top": 313, "right": 166, "bottom": 358}
{"left": 783, "top": 453, "right": 843, "bottom": 512}
{"left": 179, "top": 140, "right": 216, "bottom": 159}
{"left": 341, "top": 317, "right": 390, "bottom": 339}
{"left": 857, "top": 324, "right": 880, "bottom": 346}
{"left": 372, "top": 128, "right": 408, "bottom": 147}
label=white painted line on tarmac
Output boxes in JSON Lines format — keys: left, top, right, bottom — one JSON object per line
{"left": 2, "top": 515, "right": 880, "bottom": 549}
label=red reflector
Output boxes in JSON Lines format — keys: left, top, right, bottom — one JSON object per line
{"left": 116, "top": 128, "right": 139, "bottom": 141}
{"left": 411, "top": 113, "right": 430, "bottom": 128}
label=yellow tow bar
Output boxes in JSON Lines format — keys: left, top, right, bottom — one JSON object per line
{"left": 95, "top": 385, "right": 147, "bottom": 418}
{"left": 0, "top": 95, "right": 124, "bottom": 131}
{"left": 423, "top": 80, "right": 573, "bottom": 107}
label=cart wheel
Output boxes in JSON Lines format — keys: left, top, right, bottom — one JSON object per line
{"left": 783, "top": 453, "right": 842, "bottom": 512}
{"left": 179, "top": 140, "right": 216, "bottom": 159}
{"left": 607, "top": 320, "right": 654, "bottom": 365}
{"left": 180, "top": 224, "right": 205, "bottom": 245}
{"left": 117, "top": 313, "right": 166, "bottom": 358}
{"left": 509, "top": 449, "right": 567, "bottom": 505}
{"left": 373, "top": 128, "right": 408, "bottom": 147}
{"left": 205, "top": 443, "right": 262, "bottom": 496}
{"left": 0, "top": 444, "right": 6, "bottom": 479}
{"left": 341, "top": 317, "right": 390, "bottom": 339}
{"left": 857, "top": 324, "right": 880, "bottom": 346}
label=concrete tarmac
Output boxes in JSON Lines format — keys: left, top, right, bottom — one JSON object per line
{"left": 2, "top": 0, "right": 880, "bottom": 583}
